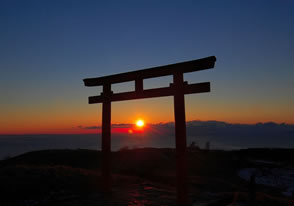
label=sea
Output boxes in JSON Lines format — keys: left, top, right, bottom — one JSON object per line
{"left": 0, "top": 134, "right": 240, "bottom": 160}
{"left": 1, "top": 121, "right": 294, "bottom": 160}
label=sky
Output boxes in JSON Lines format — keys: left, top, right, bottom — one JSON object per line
{"left": 0, "top": 0, "right": 293, "bottom": 134}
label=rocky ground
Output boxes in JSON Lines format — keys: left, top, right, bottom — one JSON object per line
{"left": 0, "top": 148, "right": 293, "bottom": 205}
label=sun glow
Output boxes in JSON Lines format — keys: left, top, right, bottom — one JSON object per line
{"left": 136, "top": 119, "right": 144, "bottom": 127}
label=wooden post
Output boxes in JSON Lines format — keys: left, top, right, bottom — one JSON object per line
{"left": 173, "top": 72, "right": 189, "bottom": 206}
{"left": 101, "top": 83, "right": 112, "bottom": 193}
{"left": 135, "top": 78, "right": 143, "bottom": 92}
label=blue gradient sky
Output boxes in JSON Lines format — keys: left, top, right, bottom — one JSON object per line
{"left": 0, "top": 0, "right": 293, "bottom": 134}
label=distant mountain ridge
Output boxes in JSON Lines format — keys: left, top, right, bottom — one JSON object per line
{"left": 143, "top": 120, "right": 294, "bottom": 149}
{"left": 187, "top": 120, "right": 294, "bottom": 127}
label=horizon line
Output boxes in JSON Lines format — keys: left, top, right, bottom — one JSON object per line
{"left": 1, "top": 119, "right": 293, "bottom": 136}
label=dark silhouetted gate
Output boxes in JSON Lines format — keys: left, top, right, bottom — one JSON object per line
{"left": 83, "top": 56, "right": 216, "bottom": 205}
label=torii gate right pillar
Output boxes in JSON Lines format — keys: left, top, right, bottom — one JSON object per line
{"left": 173, "top": 72, "right": 189, "bottom": 206}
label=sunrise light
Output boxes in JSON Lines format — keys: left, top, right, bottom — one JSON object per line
{"left": 136, "top": 120, "right": 144, "bottom": 127}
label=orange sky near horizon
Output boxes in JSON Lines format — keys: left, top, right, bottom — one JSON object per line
{"left": 1, "top": 95, "right": 293, "bottom": 135}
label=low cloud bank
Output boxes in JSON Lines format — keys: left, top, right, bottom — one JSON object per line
{"left": 79, "top": 121, "right": 294, "bottom": 149}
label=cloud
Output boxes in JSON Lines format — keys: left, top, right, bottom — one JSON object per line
{"left": 77, "top": 125, "right": 101, "bottom": 130}
{"left": 77, "top": 124, "right": 133, "bottom": 130}
{"left": 111, "top": 124, "right": 133, "bottom": 128}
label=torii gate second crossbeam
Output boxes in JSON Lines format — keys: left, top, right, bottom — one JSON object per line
{"left": 83, "top": 56, "right": 216, "bottom": 206}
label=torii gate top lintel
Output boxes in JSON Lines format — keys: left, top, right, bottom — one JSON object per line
{"left": 84, "top": 56, "right": 216, "bottom": 87}
{"left": 83, "top": 56, "right": 216, "bottom": 104}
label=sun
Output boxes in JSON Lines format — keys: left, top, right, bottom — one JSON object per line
{"left": 136, "top": 120, "right": 144, "bottom": 127}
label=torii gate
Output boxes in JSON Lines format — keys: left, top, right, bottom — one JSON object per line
{"left": 83, "top": 56, "right": 216, "bottom": 205}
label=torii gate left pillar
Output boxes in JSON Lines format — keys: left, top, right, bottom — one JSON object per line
{"left": 101, "top": 83, "right": 112, "bottom": 192}
{"left": 83, "top": 56, "right": 216, "bottom": 205}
